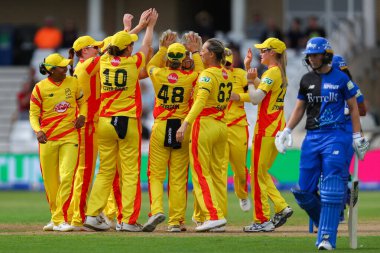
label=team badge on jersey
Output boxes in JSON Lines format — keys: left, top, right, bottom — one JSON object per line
{"left": 65, "top": 88, "right": 73, "bottom": 99}
{"left": 200, "top": 76, "right": 211, "bottom": 83}
{"left": 111, "top": 56, "right": 121, "bottom": 67}
{"left": 54, "top": 101, "right": 70, "bottom": 113}
{"left": 222, "top": 69, "right": 228, "bottom": 80}
{"left": 262, "top": 77, "right": 273, "bottom": 85}
{"left": 167, "top": 73, "right": 179, "bottom": 84}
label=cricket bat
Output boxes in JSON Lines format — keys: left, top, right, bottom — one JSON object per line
{"left": 348, "top": 154, "right": 359, "bottom": 249}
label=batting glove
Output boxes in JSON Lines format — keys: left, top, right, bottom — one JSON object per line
{"left": 353, "top": 132, "right": 369, "bottom": 160}
{"left": 275, "top": 128, "right": 293, "bottom": 154}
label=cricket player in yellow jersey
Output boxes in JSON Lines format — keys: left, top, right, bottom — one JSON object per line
{"left": 65, "top": 35, "right": 104, "bottom": 231}
{"left": 84, "top": 9, "right": 158, "bottom": 232}
{"left": 242, "top": 38, "right": 293, "bottom": 232}
{"left": 143, "top": 33, "right": 202, "bottom": 232}
{"left": 223, "top": 48, "right": 251, "bottom": 213}
{"left": 29, "top": 53, "right": 87, "bottom": 232}
{"left": 176, "top": 38, "right": 234, "bottom": 232}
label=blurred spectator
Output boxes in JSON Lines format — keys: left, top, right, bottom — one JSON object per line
{"left": 34, "top": 16, "right": 62, "bottom": 49}
{"left": 305, "top": 16, "right": 326, "bottom": 39}
{"left": 245, "top": 13, "right": 266, "bottom": 41}
{"left": 260, "top": 18, "right": 283, "bottom": 42}
{"left": 61, "top": 19, "right": 78, "bottom": 49}
{"left": 16, "top": 67, "right": 37, "bottom": 120}
{"left": 285, "top": 17, "right": 306, "bottom": 51}
{"left": 194, "top": 10, "right": 215, "bottom": 42}
{"left": 227, "top": 42, "right": 244, "bottom": 68}
{"left": 12, "top": 24, "right": 37, "bottom": 65}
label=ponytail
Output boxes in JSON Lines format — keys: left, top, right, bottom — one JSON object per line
{"left": 277, "top": 51, "right": 288, "bottom": 87}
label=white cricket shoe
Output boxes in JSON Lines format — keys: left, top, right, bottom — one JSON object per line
{"left": 318, "top": 240, "right": 333, "bottom": 250}
{"left": 43, "top": 221, "right": 54, "bottom": 231}
{"left": 239, "top": 199, "right": 251, "bottom": 212}
{"left": 167, "top": 225, "right": 181, "bottom": 232}
{"left": 243, "top": 221, "right": 275, "bottom": 232}
{"left": 191, "top": 217, "right": 203, "bottom": 227}
{"left": 84, "top": 215, "right": 110, "bottom": 231}
{"left": 271, "top": 206, "right": 293, "bottom": 228}
{"left": 209, "top": 226, "right": 226, "bottom": 232}
{"left": 119, "top": 222, "right": 143, "bottom": 232}
{"left": 53, "top": 222, "right": 74, "bottom": 232}
{"left": 142, "top": 213, "right": 165, "bottom": 232}
{"left": 195, "top": 219, "right": 227, "bottom": 232}
{"left": 71, "top": 225, "right": 94, "bottom": 232}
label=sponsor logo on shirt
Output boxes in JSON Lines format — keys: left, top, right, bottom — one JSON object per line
{"left": 48, "top": 93, "right": 54, "bottom": 97}
{"left": 222, "top": 69, "right": 228, "bottom": 80}
{"left": 111, "top": 56, "right": 121, "bottom": 66}
{"left": 323, "top": 83, "right": 339, "bottom": 90}
{"left": 308, "top": 85, "right": 315, "bottom": 89}
{"left": 200, "top": 76, "right": 211, "bottom": 83}
{"left": 332, "top": 150, "right": 340, "bottom": 155}
{"left": 306, "top": 92, "right": 338, "bottom": 103}
{"left": 167, "top": 73, "right": 179, "bottom": 84}
{"left": 54, "top": 101, "right": 70, "bottom": 113}
{"left": 262, "top": 77, "right": 273, "bottom": 85}
{"left": 65, "top": 88, "right": 73, "bottom": 99}
{"left": 347, "top": 81, "right": 354, "bottom": 90}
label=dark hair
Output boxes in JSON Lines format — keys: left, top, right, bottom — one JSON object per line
{"left": 67, "top": 48, "right": 76, "bottom": 76}
{"left": 168, "top": 60, "right": 182, "bottom": 69}
{"left": 108, "top": 45, "right": 125, "bottom": 56}
{"left": 205, "top": 38, "right": 226, "bottom": 64}
{"left": 342, "top": 68, "right": 353, "bottom": 80}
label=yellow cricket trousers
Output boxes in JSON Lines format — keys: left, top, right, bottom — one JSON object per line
{"left": 103, "top": 170, "right": 123, "bottom": 222}
{"left": 251, "top": 134, "right": 288, "bottom": 223}
{"left": 225, "top": 124, "right": 249, "bottom": 200}
{"left": 190, "top": 117, "right": 227, "bottom": 221}
{"left": 69, "top": 121, "right": 98, "bottom": 226}
{"left": 39, "top": 137, "right": 79, "bottom": 225}
{"left": 147, "top": 120, "right": 190, "bottom": 226}
{"left": 86, "top": 116, "right": 141, "bottom": 224}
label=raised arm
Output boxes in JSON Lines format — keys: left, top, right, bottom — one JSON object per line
{"left": 138, "top": 8, "right": 158, "bottom": 57}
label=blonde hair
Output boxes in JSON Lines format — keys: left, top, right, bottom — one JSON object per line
{"left": 276, "top": 51, "right": 288, "bottom": 87}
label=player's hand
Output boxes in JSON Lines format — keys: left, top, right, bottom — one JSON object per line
{"left": 36, "top": 131, "right": 47, "bottom": 144}
{"left": 176, "top": 121, "right": 189, "bottom": 143}
{"left": 74, "top": 115, "right": 86, "bottom": 129}
{"left": 229, "top": 92, "right": 240, "bottom": 101}
{"left": 275, "top": 128, "right": 293, "bottom": 154}
{"left": 137, "top": 8, "right": 152, "bottom": 29}
{"left": 247, "top": 68, "right": 258, "bottom": 82}
{"left": 123, "top": 14, "right": 133, "bottom": 31}
{"left": 353, "top": 134, "right": 369, "bottom": 160}
{"left": 244, "top": 48, "right": 253, "bottom": 70}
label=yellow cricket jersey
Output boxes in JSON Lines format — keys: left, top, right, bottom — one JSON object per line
{"left": 74, "top": 56, "right": 101, "bottom": 122}
{"left": 99, "top": 52, "right": 146, "bottom": 118}
{"left": 147, "top": 47, "right": 199, "bottom": 121}
{"left": 225, "top": 67, "right": 249, "bottom": 127}
{"left": 185, "top": 66, "right": 234, "bottom": 123}
{"left": 30, "top": 76, "right": 87, "bottom": 141}
{"left": 255, "top": 66, "right": 286, "bottom": 136}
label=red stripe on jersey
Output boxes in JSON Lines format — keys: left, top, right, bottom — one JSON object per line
{"left": 227, "top": 115, "right": 246, "bottom": 127}
{"left": 191, "top": 118, "right": 219, "bottom": 220}
{"left": 40, "top": 114, "right": 67, "bottom": 128}
{"left": 135, "top": 52, "right": 142, "bottom": 69}
{"left": 129, "top": 118, "right": 142, "bottom": 224}
{"left": 85, "top": 56, "right": 100, "bottom": 74}
{"left": 49, "top": 127, "right": 75, "bottom": 140}
{"left": 112, "top": 170, "right": 123, "bottom": 223}
{"left": 99, "top": 90, "right": 123, "bottom": 116}
{"left": 257, "top": 91, "right": 281, "bottom": 135}
{"left": 87, "top": 74, "right": 100, "bottom": 122}
{"left": 252, "top": 134, "right": 268, "bottom": 223}
{"left": 35, "top": 85, "right": 43, "bottom": 101}
{"left": 135, "top": 81, "right": 142, "bottom": 118}
{"left": 30, "top": 94, "right": 42, "bottom": 108}
{"left": 62, "top": 130, "right": 80, "bottom": 222}
{"left": 79, "top": 123, "right": 96, "bottom": 222}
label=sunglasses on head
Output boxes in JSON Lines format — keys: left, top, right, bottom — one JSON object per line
{"left": 168, "top": 52, "right": 184, "bottom": 59}
{"left": 86, "top": 45, "right": 99, "bottom": 50}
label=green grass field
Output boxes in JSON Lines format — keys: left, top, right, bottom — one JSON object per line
{"left": 0, "top": 191, "right": 379, "bottom": 253}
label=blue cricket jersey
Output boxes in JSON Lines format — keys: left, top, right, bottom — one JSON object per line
{"left": 297, "top": 68, "right": 357, "bottom": 130}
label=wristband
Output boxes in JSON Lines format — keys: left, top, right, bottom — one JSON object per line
{"left": 284, "top": 127, "right": 292, "bottom": 134}
{"left": 353, "top": 132, "right": 361, "bottom": 139}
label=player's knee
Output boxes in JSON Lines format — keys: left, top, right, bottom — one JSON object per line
{"left": 320, "top": 175, "right": 345, "bottom": 204}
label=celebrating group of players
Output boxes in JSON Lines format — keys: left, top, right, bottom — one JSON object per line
{"left": 29, "top": 8, "right": 369, "bottom": 250}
